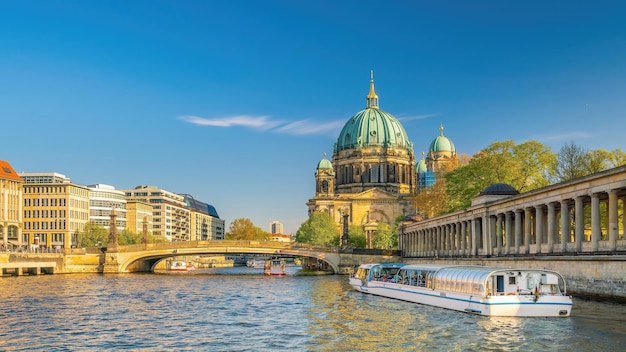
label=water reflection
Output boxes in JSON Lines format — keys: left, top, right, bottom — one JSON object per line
{"left": 0, "top": 271, "right": 624, "bottom": 351}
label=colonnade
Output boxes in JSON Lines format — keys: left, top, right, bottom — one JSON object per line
{"left": 400, "top": 166, "right": 626, "bottom": 257}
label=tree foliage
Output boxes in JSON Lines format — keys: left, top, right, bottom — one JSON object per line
{"left": 348, "top": 225, "right": 366, "bottom": 248}
{"left": 118, "top": 229, "right": 142, "bottom": 245}
{"left": 372, "top": 222, "right": 396, "bottom": 249}
{"left": 78, "top": 221, "right": 108, "bottom": 247}
{"left": 226, "top": 218, "right": 259, "bottom": 240}
{"left": 413, "top": 177, "right": 449, "bottom": 218}
{"left": 295, "top": 211, "right": 339, "bottom": 246}
{"left": 552, "top": 142, "right": 625, "bottom": 182}
{"left": 445, "top": 140, "right": 555, "bottom": 211}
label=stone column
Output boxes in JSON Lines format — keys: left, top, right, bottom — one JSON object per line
{"left": 535, "top": 205, "right": 543, "bottom": 254}
{"left": 484, "top": 216, "right": 491, "bottom": 256}
{"left": 495, "top": 214, "right": 503, "bottom": 256}
{"left": 524, "top": 208, "right": 532, "bottom": 254}
{"left": 575, "top": 196, "right": 584, "bottom": 252}
{"left": 560, "top": 200, "right": 570, "bottom": 253}
{"left": 455, "top": 222, "right": 461, "bottom": 257}
{"left": 449, "top": 224, "right": 454, "bottom": 256}
{"left": 424, "top": 229, "right": 431, "bottom": 257}
{"left": 608, "top": 190, "right": 618, "bottom": 251}
{"left": 461, "top": 221, "right": 467, "bottom": 256}
{"left": 514, "top": 210, "right": 522, "bottom": 254}
{"left": 471, "top": 218, "right": 478, "bottom": 256}
{"left": 504, "top": 212, "right": 512, "bottom": 255}
{"left": 441, "top": 225, "right": 446, "bottom": 256}
{"left": 547, "top": 202, "right": 556, "bottom": 254}
{"left": 622, "top": 196, "right": 626, "bottom": 241}
{"left": 591, "top": 193, "right": 601, "bottom": 252}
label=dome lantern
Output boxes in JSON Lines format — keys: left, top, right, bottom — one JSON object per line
{"left": 366, "top": 70, "right": 379, "bottom": 109}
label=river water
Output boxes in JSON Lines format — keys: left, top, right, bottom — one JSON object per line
{"left": 1, "top": 265, "right": 624, "bottom": 352}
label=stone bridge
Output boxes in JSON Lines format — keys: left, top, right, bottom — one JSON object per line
{"left": 102, "top": 240, "right": 401, "bottom": 274}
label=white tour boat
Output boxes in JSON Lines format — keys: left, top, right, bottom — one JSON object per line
{"left": 246, "top": 259, "right": 266, "bottom": 269}
{"left": 264, "top": 258, "right": 286, "bottom": 276}
{"left": 349, "top": 263, "right": 573, "bottom": 317}
{"left": 169, "top": 261, "right": 195, "bottom": 272}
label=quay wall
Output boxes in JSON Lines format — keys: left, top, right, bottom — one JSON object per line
{"left": 0, "top": 253, "right": 102, "bottom": 276}
{"left": 404, "top": 256, "right": 626, "bottom": 302}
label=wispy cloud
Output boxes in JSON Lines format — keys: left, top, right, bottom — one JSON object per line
{"left": 179, "top": 114, "right": 344, "bottom": 136}
{"left": 396, "top": 113, "right": 439, "bottom": 122}
{"left": 534, "top": 131, "right": 593, "bottom": 142}
{"left": 178, "top": 115, "right": 281, "bottom": 130}
{"left": 275, "top": 119, "right": 345, "bottom": 135}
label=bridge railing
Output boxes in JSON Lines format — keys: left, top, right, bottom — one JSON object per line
{"left": 112, "top": 240, "right": 341, "bottom": 253}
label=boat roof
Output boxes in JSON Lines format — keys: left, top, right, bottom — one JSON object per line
{"left": 357, "top": 263, "right": 405, "bottom": 270}
{"left": 399, "top": 264, "right": 563, "bottom": 277}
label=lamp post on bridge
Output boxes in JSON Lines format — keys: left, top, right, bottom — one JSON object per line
{"left": 341, "top": 208, "right": 350, "bottom": 248}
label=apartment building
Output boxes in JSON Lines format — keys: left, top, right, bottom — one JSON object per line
{"left": 182, "top": 194, "right": 225, "bottom": 240}
{"left": 0, "top": 160, "right": 23, "bottom": 248}
{"left": 122, "top": 185, "right": 190, "bottom": 241}
{"left": 20, "top": 172, "right": 89, "bottom": 249}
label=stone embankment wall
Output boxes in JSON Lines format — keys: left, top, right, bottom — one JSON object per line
{"left": 405, "top": 256, "right": 626, "bottom": 302}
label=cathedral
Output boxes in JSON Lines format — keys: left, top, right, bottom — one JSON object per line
{"left": 306, "top": 72, "right": 457, "bottom": 243}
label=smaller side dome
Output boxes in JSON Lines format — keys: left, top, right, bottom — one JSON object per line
{"left": 429, "top": 124, "right": 456, "bottom": 153}
{"left": 415, "top": 151, "right": 427, "bottom": 173}
{"left": 479, "top": 183, "right": 519, "bottom": 196}
{"left": 316, "top": 153, "right": 333, "bottom": 170}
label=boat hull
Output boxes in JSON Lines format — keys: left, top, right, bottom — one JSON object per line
{"left": 349, "top": 264, "right": 573, "bottom": 317}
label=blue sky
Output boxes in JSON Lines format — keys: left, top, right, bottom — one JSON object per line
{"left": 2, "top": 1, "right": 625, "bottom": 234}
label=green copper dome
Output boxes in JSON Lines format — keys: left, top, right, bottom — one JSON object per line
{"left": 317, "top": 153, "right": 333, "bottom": 170}
{"left": 429, "top": 125, "right": 455, "bottom": 153}
{"left": 334, "top": 72, "right": 413, "bottom": 153}
{"left": 415, "top": 152, "right": 427, "bottom": 173}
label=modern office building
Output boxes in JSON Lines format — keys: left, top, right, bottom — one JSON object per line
{"left": 20, "top": 172, "right": 90, "bottom": 249}
{"left": 126, "top": 200, "right": 153, "bottom": 237}
{"left": 87, "top": 184, "right": 127, "bottom": 232}
{"left": 0, "top": 160, "right": 23, "bottom": 248}
{"left": 122, "top": 185, "right": 190, "bottom": 241}
{"left": 269, "top": 221, "right": 283, "bottom": 235}
{"left": 182, "top": 194, "right": 225, "bottom": 240}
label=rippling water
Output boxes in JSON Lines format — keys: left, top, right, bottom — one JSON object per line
{"left": 1, "top": 266, "right": 625, "bottom": 351}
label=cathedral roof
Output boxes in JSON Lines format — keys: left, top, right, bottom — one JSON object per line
{"left": 334, "top": 71, "right": 413, "bottom": 153}
{"left": 428, "top": 125, "right": 456, "bottom": 153}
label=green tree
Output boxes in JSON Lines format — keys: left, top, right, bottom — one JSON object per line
{"left": 295, "top": 211, "right": 339, "bottom": 246}
{"left": 445, "top": 140, "right": 555, "bottom": 211}
{"left": 255, "top": 227, "right": 271, "bottom": 241}
{"left": 225, "top": 218, "right": 258, "bottom": 240}
{"left": 552, "top": 141, "right": 588, "bottom": 181}
{"left": 78, "top": 221, "right": 108, "bottom": 247}
{"left": 348, "top": 225, "right": 366, "bottom": 248}
{"left": 608, "top": 148, "right": 626, "bottom": 167}
{"left": 372, "top": 222, "right": 396, "bottom": 249}
{"left": 553, "top": 142, "right": 621, "bottom": 182}
{"left": 118, "top": 229, "right": 142, "bottom": 245}
{"left": 413, "top": 177, "right": 448, "bottom": 218}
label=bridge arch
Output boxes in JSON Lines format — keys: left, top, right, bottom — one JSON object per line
{"left": 112, "top": 242, "right": 342, "bottom": 274}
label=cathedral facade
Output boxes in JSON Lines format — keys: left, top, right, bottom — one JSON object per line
{"left": 306, "top": 72, "right": 459, "bottom": 244}
{"left": 306, "top": 72, "right": 418, "bottom": 237}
